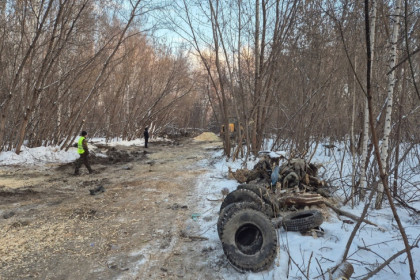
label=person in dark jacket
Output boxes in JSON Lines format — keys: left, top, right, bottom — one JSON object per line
{"left": 74, "top": 131, "right": 93, "bottom": 175}
{"left": 144, "top": 127, "right": 149, "bottom": 148}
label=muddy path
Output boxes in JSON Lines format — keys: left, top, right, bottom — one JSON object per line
{"left": 0, "top": 137, "right": 227, "bottom": 280}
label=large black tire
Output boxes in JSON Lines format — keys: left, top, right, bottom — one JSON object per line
{"left": 282, "top": 210, "right": 323, "bottom": 232}
{"left": 236, "top": 184, "right": 278, "bottom": 217}
{"left": 217, "top": 202, "right": 265, "bottom": 254}
{"left": 220, "top": 189, "right": 273, "bottom": 217}
{"left": 237, "top": 183, "right": 268, "bottom": 193}
{"left": 220, "top": 208, "right": 278, "bottom": 272}
{"left": 217, "top": 201, "right": 272, "bottom": 239}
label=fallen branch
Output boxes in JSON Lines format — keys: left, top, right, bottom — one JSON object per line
{"left": 324, "top": 201, "right": 384, "bottom": 230}
{"left": 360, "top": 237, "right": 420, "bottom": 280}
{"left": 207, "top": 198, "right": 222, "bottom": 202}
{"left": 278, "top": 193, "right": 325, "bottom": 207}
{"left": 186, "top": 235, "right": 208, "bottom": 241}
{"left": 395, "top": 194, "right": 420, "bottom": 214}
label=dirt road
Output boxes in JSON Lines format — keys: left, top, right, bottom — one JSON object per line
{"left": 0, "top": 137, "right": 228, "bottom": 280}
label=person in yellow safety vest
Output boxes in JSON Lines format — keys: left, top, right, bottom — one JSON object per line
{"left": 74, "top": 131, "right": 93, "bottom": 175}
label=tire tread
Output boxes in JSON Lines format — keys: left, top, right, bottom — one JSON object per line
{"left": 220, "top": 208, "right": 278, "bottom": 272}
{"left": 282, "top": 210, "right": 323, "bottom": 232}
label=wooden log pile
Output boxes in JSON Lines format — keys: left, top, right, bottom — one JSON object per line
{"left": 277, "top": 192, "right": 325, "bottom": 208}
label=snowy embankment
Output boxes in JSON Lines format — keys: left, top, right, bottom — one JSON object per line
{"left": 0, "top": 146, "right": 79, "bottom": 165}
{"left": 192, "top": 144, "right": 420, "bottom": 280}
{"left": 0, "top": 137, "right": 147, "bottom": 165}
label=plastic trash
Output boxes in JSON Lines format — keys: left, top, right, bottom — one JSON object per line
{"left": 191, "top": 213, "right": 200, "bottom": 221}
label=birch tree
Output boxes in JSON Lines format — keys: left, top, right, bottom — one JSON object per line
{"left": 365, "top": 1, "right": 415, "bottom": 278}
{"left": 375, "top": 0, "right": 402, "bottom": 209}
{"left": 359, "top": 0, "right": 377, "bottom": 202}
{"left": 342, "top": 2, "right": 416, "bottom": 278}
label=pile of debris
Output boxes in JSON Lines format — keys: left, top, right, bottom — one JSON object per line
{"left": 228, "top": 152, "right": 332, "bottom": 208}
{"left": 88, "top": 144, "right": 147, "bottom": 164}
{"left": 218, "top": 152, "right": 355, "bottom": 277}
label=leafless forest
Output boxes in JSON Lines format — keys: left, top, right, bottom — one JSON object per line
{"left": 0, "top": 0, "right": 418, "bottom": 153}
{"left": 1, "top": 1, "right": 419, "bottom": 181}
{"left": 0, "top": 0, "right": 419, "bottom": 278}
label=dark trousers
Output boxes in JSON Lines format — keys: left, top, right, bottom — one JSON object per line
{"left": 145, "top": 138, "right": 149, "bottom": 148}
{"left": 75, "top": 153, "right": 92, "bottom": 174}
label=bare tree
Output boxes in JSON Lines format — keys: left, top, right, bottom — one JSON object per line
{"left": 375, "top": 0, "right": 402, "bottom": 209}
{"left": 360, "top": 0, "right": 377, "bottom": 202}
{"left": 364, "top": 1, "right": 415, "bottom": 277}
{"left": 0, "top": 0, "right": 196, "bottom": 152}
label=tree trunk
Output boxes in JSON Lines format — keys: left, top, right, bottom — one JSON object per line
{"left": 360, "top": 0, "right": 377, "bottom": 202}
{"left": 253, "top": 0, "right": 260, "bottom": 155}
{"left": 375, "top": 0, "right": 402, "bottom": 209}
{"left": 393, "top": 67, "right": 405, "bottom": 197}
{"left": 350, "top": 54, "right": 357, "bottom": 207}
{"left": 331, "top": 262, "right": 354, "bottom": 280}
{"left": 364, "top": 1, "right": 415, "bottom": 277}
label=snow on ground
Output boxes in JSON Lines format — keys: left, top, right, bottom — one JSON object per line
{"left": 90, "top": 137, "right": 146, "bottom": 147}
{"left": 1, "top": 138, "right": 419, "bottom": 279}
{"left": 0, "top": 137, "right": 154, "bottom": 165}
{"left": 0, "top": 145, "right": 79, "bottom": 165}
{"left": 192, "top": 143, "right": 420, "bottom": 280}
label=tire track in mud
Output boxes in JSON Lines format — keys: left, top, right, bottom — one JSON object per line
{"left": 127, "top": 139, "right": 223, "bottom": 279}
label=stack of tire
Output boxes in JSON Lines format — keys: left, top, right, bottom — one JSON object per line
{"left": 217, "top": 184, "right": 278, "bottom": 272}
{"left": 217, "top": 184, "right": 324, "bottom": 272}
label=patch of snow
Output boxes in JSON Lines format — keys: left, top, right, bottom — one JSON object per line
{"left": 91, "top": 136, "right": 169, "bottom": 147}
{"left": 0, "top": 146, "right": 78, "bottom": 165}
{"left": 258, "top": 150, "right": 287, "bottom": 159}
{"left": 0, "top": 136, "right": 169, "bottom": 166}
{"left": 190, "top": 143, "right": 420, "bottom": 280}
{"left": 91, "top": 137, "right": 145, "bottom": 147}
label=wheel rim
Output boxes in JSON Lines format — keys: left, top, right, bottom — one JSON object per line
{"left": 235, "top": 223, "right": 263, "bottom": 255}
